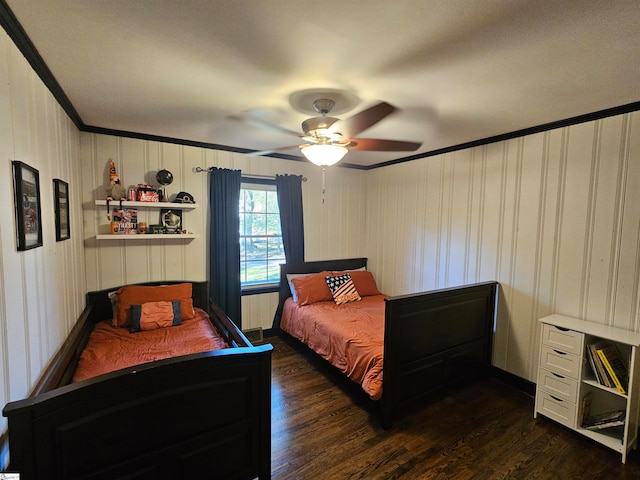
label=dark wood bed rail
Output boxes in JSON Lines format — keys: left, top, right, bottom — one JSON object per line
{"left": 2, "top": 281, "right": 273, "bottom": 480}
{"left": 273, "top": 258, "right": 498, "bottom": 429}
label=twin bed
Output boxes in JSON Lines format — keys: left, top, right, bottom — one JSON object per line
{"left": 2, "top": 281, "right": 272, "bottom": 480}
{"left": 275, "top": 258, "right": 499, "bottom": 428}
{"left": 2, "top": 259, "right": 498, "bottom": 479}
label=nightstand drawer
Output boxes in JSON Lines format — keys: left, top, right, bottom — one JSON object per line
{"left": 541, "top": 323, "right": 583, "bottom": 354}
{"left": 537, "top": 391, "right": 577, "bottom": 428}
{"left": 537, "top": 367, "right": 579, "bottom": 402}
{"left": 540, "top": 345, "right": 581, "bottom": 379}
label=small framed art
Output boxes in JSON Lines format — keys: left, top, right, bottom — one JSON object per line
{"left": 53, "top": 179, "right": 70, "bottom": 241}
{"left": 12, "top": 160, "right": 43, "bottom": 251}
{"left": 160, "top": 208, "right": 182, "bottom": 233}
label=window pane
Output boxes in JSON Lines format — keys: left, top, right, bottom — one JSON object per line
{"left": 266, "top": 191, "right": 279, "bottom": 214}
{"left": 267, "top": 237, "right": 285, "bottom": 258}
{"left": 252, "top": 190, "right": 266, "bottom": 213}
{"left": 267, "top": 260, "right": 282, "bottom": 283}
{"left": 250, "top": 213, "right": 267, "bottom": 235}
{"left": 244, "top": 260, "right": 267, "bottom": 285}
{"left": 266, "top": 213, "right": 280, "bottom": 235}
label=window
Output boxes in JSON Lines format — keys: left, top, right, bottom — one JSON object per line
{"left": 239, "top": 181, "right": 285, "bottom": 291}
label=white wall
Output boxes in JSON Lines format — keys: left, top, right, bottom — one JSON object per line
{"left": 0, "top": 30, "right": 85, "bottom": 445}
{"left": 80, "top": 133, "right": 368, "bottom": 330}
{"left": 365, "top": 113, "right": 640, "bottom": 382}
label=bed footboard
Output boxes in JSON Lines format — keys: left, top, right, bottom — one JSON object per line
{"left": 3, "top": 345, "right": 272, "bottom": 480}
{"left": 381, "top": 281, "right": 498, "bottom": 428}
{"left": 2, "top": 281, "right": 273, "bottom": 480}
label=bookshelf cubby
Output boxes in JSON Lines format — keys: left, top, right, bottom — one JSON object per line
{"left": 534, "top": 314, "right": 640, "bottom": 463}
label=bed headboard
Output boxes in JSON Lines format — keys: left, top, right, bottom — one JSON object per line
{"left": 86, "top": 281, "right": 209, "bottom": 324}
{"left": 273, "top": 258, "right": 367, "bottom": 328}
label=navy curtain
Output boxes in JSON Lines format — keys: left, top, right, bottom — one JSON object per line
{"left": 275, "top": 174, "right": 305, "bottom": 263}
{"left": 208, "top": 167, "right": 242, "bottom": 327}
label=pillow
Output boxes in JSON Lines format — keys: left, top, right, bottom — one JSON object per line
{"left": 290, "top": 271, "right": 333, "bottom": 305}
{"left": 130, "top": 300, "right": 182, "bottom": 333}
{"left": 115, "top": 283, "right": 195, "bottom": 328}
{"left": 325, "top": 273, "right": 361, "bottom": 305}
{"left": 342, "top": 270, "right": 382, "bottom": 297}
{"left": 286, "top": 273, "right": 313, "bottom": 302}
{"left": 108, "top": 291, "right": 118, "bottom": 326}
{"left": 331, "top": 266, "right": 366, "bottom": 273}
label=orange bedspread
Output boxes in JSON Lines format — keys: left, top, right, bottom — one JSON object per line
{"left": 73, "top": 307, "right": 229, "bottom": 382}
{"left": 281, "top": 295, "right": 386, "bottom": 400}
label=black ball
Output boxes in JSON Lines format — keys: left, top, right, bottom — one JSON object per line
{"left": 156, "top": 169, "right": 174, "bottom": 185}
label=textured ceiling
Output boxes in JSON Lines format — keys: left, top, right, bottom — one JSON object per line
{"left": 5, "top": 0, "right": 640, "bottom": 168}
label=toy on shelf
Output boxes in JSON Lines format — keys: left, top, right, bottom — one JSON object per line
{"left": 105, "top": 159, "right": 126, "bottom": 220}
{"left": 105, "top": 159, "right": 126, "bottom": 201}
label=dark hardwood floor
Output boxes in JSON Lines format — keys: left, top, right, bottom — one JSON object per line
{"left": 267, "top": 335, "right": 640, "bottom": 479}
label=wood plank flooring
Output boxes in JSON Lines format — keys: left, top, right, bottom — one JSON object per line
{"left": 268, "top": 334, "right": 640, "bottom": 479}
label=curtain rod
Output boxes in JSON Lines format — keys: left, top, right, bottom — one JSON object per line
{"left": 192, "top": 167, "right": 307, "bottom": 182}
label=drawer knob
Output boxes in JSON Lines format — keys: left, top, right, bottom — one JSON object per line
{"left": 553, "top": 349, "right": 567, "bottom": 355}
{"left": 550, "top": 395, "right": 563, "bottom": 402}
{"left": 551, "top": 372, "right": 565, "bottom": 379}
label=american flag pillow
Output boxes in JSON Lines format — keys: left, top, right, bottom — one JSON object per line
{"left": 325, "top": 273, "right": 361, "bottom": 305}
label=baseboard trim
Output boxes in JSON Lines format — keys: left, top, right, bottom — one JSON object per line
{"left": 263, "top": 327, "right": 278, "bottom": 339}
{"left": 491, "top": 366, "right": 536, "bottom": 397}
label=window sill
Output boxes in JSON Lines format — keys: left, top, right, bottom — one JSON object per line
{"left": 241, "top": 284, "right": 279, "bottom": 296}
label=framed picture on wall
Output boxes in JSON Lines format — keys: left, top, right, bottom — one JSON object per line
{"left": 160, "top": 208, "right": 182, "bottom": 233}
{"left": 12, "top": 160, "right": 43, "bottom": 251}
{"left": 53, "top": 178, "right": 70, "bottom": 241}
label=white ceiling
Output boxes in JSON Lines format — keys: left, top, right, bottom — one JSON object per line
{"left": 5, "top": 0, "right": 640, "bottom": 168}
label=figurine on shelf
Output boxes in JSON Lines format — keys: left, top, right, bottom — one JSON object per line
{"left": 106, "top": 159, "right": 126, "bottom": 200}
{"left": 105, "top": 159, "right": 126, "bottom": 220}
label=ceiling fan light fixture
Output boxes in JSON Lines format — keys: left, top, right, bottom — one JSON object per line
{"left": 301, "top": 144, "right": 348, "bottom": 167}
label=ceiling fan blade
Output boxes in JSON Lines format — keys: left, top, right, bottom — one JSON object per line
{"left": 346, "top": 138, "right": 422, "bottom": 152}
{"left": 245, "top": 144, "right": 302, "bottom": 157}
{"left": 331, "top": 101, "right": 396, "bottom": 138}
{"left": 228, "top": 114, "right": 303, "bottom": 138}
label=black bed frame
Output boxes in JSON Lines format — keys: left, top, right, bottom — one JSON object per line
{"left": 3, "top": 281, "right": 272, "bottom": 480}
{"left": 274, "top": 258, "right": 498, "bottom": 428}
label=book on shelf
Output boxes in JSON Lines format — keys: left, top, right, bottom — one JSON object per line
{"left": 596, "top": 344, "right": 629, "bottom": 395}
{"left": 111, "top": 208, "right": 138, "bottom": 234}
{"left": 580, "top": 392, "right": 593, "bottom": 426}
{"left": 587, "top": 341, "right": 614, "bottom": 388}
{"left": 582, "top": 409, "right": 626, "bottom": 430}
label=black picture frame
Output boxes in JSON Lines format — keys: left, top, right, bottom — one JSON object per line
{"left": 12, "top": 160, "right": 43, "bottom": 251}
{"left": 160, "top": 208, "right": 183, "bottom": 233}
{"left": 53, "top": 179, "right": 70, "bottom": 241}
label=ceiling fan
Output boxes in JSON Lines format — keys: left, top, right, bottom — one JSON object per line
{"left": 236, "top": 98, "right": 422, "bottom": 166}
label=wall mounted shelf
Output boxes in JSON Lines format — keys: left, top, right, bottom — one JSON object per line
{"left": 93, "top": 199, "right": 199, "bottom": 240}
{"left": 95, "top": 234, "right": 198, "bottom": 240}
{"left": 95, "top": 200, "right": 199, "bottom": 209}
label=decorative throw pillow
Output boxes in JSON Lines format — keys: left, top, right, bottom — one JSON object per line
{"left": 114, "top": 283, "right": 194, "bottom": 328}
{"left": 130, "top": 300, "right": 182, "bottom": 333}
{"left": 325, "top": 273, "right": 361, "bottom": 305}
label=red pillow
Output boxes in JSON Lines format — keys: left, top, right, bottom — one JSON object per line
{"left": 130, "top": 300, "right": 182, "bottom": 332}
{"left": 115, "top": 283, "right": 195, "bottom": 328}
{"left": 347, "top": 271, "right": 382, "bottom": 296}
{"left": 291, "top": 271, "right": 333, "bottom": 305}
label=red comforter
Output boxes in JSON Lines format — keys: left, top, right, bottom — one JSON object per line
{"left": 281, "top": 295, "right": 386, "bottom": 400}
{"left": 73, "top": 307, "right": 228, "bottom": 382}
